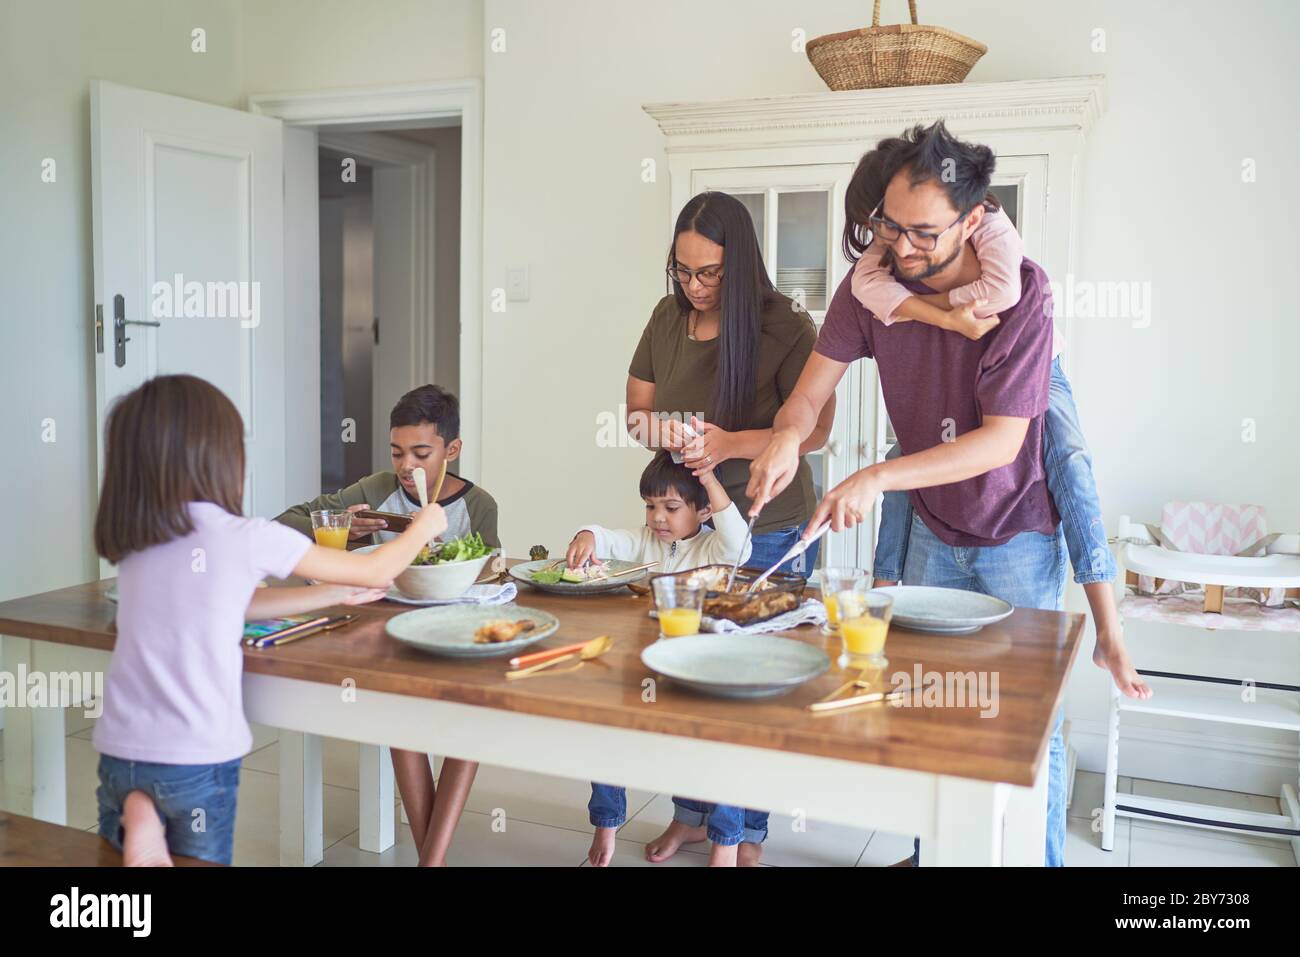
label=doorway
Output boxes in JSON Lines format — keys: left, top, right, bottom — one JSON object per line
{"left": 249, "top": 79, "right": 484, "bottom": 488}
{"left": 315, "top": 126, "right": 462, "bottom": 492}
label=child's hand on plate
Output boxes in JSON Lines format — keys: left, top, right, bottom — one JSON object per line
{"left": 346, "top": 503, "right": 389, "bottom": 540}
{"left": 566, "top": 531, "right": 597, "bottom": 569}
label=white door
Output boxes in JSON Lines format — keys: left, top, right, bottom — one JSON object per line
{"left": 90, "top": 80, "right": 285, "bottom": 526}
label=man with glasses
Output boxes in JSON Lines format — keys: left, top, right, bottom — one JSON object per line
{"left": 748, "top": 121, "right": 1068, "bottom": 866}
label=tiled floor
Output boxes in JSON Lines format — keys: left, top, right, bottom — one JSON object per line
{"left": 1, "top": 717, "right": 1294, "bottom": 866}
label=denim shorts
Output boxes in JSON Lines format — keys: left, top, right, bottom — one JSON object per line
{"left": 97, "top": 754, "right": 242, "bottom": 865}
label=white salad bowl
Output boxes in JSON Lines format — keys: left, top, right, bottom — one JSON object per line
{"left": 353, "top": 544, "right": 496, "bottom": 601}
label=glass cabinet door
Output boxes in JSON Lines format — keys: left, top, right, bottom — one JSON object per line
{"left": 688, "top": 165, "right": 869, "bottom": 572}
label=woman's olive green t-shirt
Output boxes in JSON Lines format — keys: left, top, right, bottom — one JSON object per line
{"left": 629, "top": 294, "right": 819, "bottom": 536}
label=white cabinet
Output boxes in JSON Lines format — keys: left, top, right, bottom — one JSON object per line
{"left": 646, "top": 75, "right": 1104, "bottom": 572}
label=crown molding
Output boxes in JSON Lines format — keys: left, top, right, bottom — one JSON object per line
{"left": 643, "top": 75, "right": 1105, "bottom": 149}
{"left": 248, "top": 79, "right": 482, "bottom": 128}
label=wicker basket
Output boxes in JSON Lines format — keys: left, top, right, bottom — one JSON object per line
{"left": 806, "top": 0, "right": 987, "bottom": 91}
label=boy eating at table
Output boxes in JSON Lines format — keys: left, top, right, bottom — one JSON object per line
{"left": 276, "top": 383, "right": 499, "bottom": 866}
{"left": 568, "top": 451, "right": 767, "bottom": 867}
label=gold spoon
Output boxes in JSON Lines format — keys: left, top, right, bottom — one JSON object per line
{"left": 506, "top": 635, "right": 614, "bottom": 680}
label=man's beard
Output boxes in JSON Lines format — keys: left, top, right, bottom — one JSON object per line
{"left": 882, "top": 240, "right": 962, "bottom": 282}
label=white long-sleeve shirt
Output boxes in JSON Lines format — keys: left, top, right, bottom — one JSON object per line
{"left": 578, "top": 501, "right": 753, "bottom": 573}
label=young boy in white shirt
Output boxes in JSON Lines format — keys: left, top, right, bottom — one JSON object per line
{"left": 572, "top": 452, "right": 764, "bottom": 868}
{"left": 564, "top": 450, "right": 751, "bottom": 573}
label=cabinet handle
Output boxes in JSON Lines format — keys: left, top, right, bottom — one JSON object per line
{"left": 827, "top": 439, "right": 841, "bottom": 457}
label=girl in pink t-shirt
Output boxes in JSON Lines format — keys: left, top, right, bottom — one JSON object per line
{"left": 92, "top": 374, "right": 447, "bottom": 865}
{"left": 853, "top": 202, "right": 1149, "bottom": 701}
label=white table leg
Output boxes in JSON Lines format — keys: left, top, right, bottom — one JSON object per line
{"left": 278, "top": 730, "right": 323, "bottom": 866}
{"left": 1003, "top": 762, "right": 1049, "bottom": 866}
{"left": 1, "top": 635, "right": 68, "bottom": 823}
{"left": 922, "top": 776, "right": 1005, "bottom": 866}
{"left": 358, "top": 743, "right": 394, "bottom": 853}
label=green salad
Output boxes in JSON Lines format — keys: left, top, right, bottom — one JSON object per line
{"left": 530, "top": 566, "right": 566, "bottom": 585}
{"left": 411, "top": 532, "right": 492, "bottom": 566}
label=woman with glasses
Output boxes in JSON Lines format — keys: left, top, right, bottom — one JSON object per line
{"left": 617, "top": 190, "right": 835, "bottom": 868}
{"left": 625, "top": 191, "right": 835, "bottom": 582}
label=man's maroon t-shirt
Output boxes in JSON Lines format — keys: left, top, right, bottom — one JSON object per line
{"left": 815, "top": 257, "right": 1059, "bottom": 548}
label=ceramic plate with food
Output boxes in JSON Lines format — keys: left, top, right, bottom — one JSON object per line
{"left": 509, "top": 558, "right": 648, "bottom": 595}
{"left": 385, "top": 603, "right": 558, "bottom": 658}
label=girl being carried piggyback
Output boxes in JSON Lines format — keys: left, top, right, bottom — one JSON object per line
{"left": 855, "top": 198, "right": 1149, "bottom": 701}
{"left": 92, "top": 374, "right": 446, "bottom": 866}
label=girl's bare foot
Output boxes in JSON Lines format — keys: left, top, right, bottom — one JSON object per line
{"left": 708, "top": 842, "right": 738, "bottom": 867}
{"left": 737, "top": 841, "right": 763, "bottom": 866}
{"left": 1093, "top": 637, "right": 1152, "bottom": 700}
{"left": 588, "top": 827, "right": 617, "bottom": 867}
{"left": 644, "top": 820, "right": 706, "bottom": 863}
{"left": 121, "top": 791, "right": 173, "bottom": 867}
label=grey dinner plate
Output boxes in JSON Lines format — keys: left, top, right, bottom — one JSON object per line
{"left": 640, "top": 633, "right": 829, "bottom": 699}
{"left": 873, "top": 585, "right": 1013, "bottom": 635}
{"left": 509, "top": 559, "right": 648, "bottom": 595}
{"left": 385, "top": 603, "right": 558, "bottom": 658}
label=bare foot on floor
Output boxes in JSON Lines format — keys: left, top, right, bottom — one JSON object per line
{"left": 644, "top": 821, "right": 706, "bottom": 863}
{"left": 1093, "top": 640, "right": 1152, "bottom": 700}
{"left": 588, "top": 827, "right": 617, "bottom": 867}
{"left": 737, "top": 842, "right": 763, "bottom": 867}
{"left": 121, "top": 791, "right": 173, "bottom": 867}
{"left": 708, "top": 842, "right": 738, "bottom": 867}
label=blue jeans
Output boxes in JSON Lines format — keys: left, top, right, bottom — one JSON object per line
{"left": 902, "top": 513, "right": 1068, "bottom": 866}
{"left": 672, "top": 797, "right": 769, "bottom": 847}
{"left": 748, "top": 521, "right": 823, "bottom": 579}
{"left": 873, "top": 357, "right": 1116, "bottom": 585}
{"left": 589, "top": 782, "right": 627, "bottom": 829}
{"left": 589, "top": 786, "right": 769, "bottom": 846}
{"left": 97, "top": 754, "right": 242, "bottom": 865}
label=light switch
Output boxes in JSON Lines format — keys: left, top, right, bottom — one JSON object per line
{"left": 506, "top": 265, "right": 530, "bottom": 302}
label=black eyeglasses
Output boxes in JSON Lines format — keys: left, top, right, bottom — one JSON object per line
{"left": 667, "top": 263, "right": 724, "bottom": 287}
{"left": 867, "top": 203, "right": 969, "bottom": 252}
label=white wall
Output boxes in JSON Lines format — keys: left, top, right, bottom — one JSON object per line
{"left": 0, "top": 0, "right": 245, "bottom": 600}
{"left": 239, "top": 0, "right": 483, "bottom": 94}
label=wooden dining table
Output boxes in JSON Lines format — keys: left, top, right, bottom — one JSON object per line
{"left": 0, "top": 562, "right": 1083, "bottom": 866}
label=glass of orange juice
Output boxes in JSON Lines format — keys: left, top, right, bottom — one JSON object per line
{"left": 816, "top": 568, "right": 865, "bottom": 635}
{"left": 652, "top": 576, "right": 705, "bottom": 639}
{"left": 836, "top": 585, "right": 893, "bottom": 670}
{"left": 310, "top": 509, "right": 352, "bottom": 549}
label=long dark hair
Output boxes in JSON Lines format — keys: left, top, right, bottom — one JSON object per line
{"left": 843, "top": 121, "right": 1002, "bottom": 264}
{"left": 666, "top": 191, "right": 778, "bottom": 432}
{"left": 94, "top": 374, "right": 246, "bottom": 563}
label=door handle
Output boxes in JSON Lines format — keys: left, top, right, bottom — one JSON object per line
{"left": 113, "top": 294, "right": 160, "bottom": 367}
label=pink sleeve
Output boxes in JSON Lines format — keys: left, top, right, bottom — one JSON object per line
{"left": 850, "top": 246, "right": 912, "bottom": 325}
{"left": 247, "top": 517, "right": 313, "bottom": 580}
{"left": 947, "top": 207, "right": 1023, "bottom": 316}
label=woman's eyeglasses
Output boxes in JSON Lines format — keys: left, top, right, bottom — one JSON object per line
{"left": 667, "top": 263, "right": 724, "bottom": 287}
{"left": 867, "top": 203, "right": 969, "bottom": 252}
